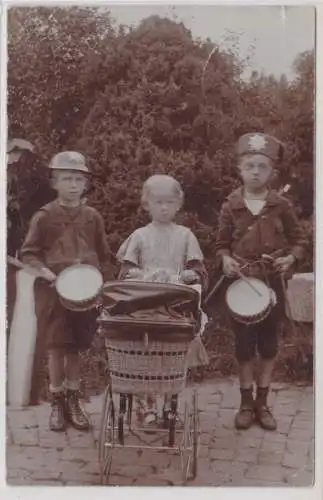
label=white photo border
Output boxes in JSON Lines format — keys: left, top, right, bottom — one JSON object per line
{"left": 1, "top": 2, "right": 321, "bottom": 500}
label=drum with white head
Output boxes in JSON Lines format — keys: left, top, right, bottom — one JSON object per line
{"left": 56, "top": 264, "right": 103, "bottom": 311}
{"left": 226, "top": 277, "right": 276, "bottom": 325}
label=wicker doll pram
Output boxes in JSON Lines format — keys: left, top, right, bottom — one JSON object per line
{"left": 98, "top": 280, "right": 200, "bottom": 395}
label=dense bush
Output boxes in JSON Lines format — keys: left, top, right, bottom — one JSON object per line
{"left": 7, "top": 7, "right": 314, "bottom": 390}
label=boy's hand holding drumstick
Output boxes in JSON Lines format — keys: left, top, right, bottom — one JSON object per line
{"left": 222, "top": 255, "right": 240, "bottom": 278}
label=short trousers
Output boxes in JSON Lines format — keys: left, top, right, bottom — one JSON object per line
{"left": 34, "top": 280, "right": 98, "bottom": 352}
{"left": 231, "top": 310, "right": 279, "bottom": 362}
{"left": 227, "top": 275, "right": 285, "bottom": 363}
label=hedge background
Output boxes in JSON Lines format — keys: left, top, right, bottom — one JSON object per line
{"left": 6, "top": 7, "right": 314, "bottom": 397}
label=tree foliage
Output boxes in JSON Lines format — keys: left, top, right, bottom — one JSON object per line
{"left": 7, "top": 7, "right": 314, "bottom": 390}
{"left": 7, "top": 6, "right": 314, "bottom": 275}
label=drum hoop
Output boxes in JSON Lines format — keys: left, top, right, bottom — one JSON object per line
{"left": 60, "top": 297, "right": 101, "bottom": 312}
{"left": 226, "top": 277, "right": 271, "bottom": 318}
{"left": 232, "top": 307, "right": 272, "bottom": 325}
{"left": 56, "top": 264, "right": 103, "bottom": 302}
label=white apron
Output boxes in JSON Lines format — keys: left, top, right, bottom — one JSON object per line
{"left": 8, "top": 270, "right": 37, "bottom": 406}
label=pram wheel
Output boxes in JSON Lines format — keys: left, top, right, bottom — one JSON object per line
{"left": 180, "top": 390, "right": 199, "bottom": 482}
{"left": 98, "top": 385, "right": 114, "bottom": 484}
{"left": 191, "top": 390, "right": 199, "bottom": 479}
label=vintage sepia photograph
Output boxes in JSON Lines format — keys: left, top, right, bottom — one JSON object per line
{"left": 5, "top": 3, "right": 315, "bottom": 489}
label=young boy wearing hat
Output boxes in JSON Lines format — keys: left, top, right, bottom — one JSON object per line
{"left": 215, "top": 133, "right": 307, "bottom": 430}
{"left": 21, "top": 152, "right": 112, "bottom": 432}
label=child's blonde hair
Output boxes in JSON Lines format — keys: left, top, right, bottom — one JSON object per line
{"left": 141, "top": 175, "right": 184, "bottom": 206}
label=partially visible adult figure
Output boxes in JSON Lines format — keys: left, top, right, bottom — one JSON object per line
{"left": 7, "top": 138, "right": 37, "bottom": 330}
{"left": 6, "top": 138, "right": 55, "bottom": 405}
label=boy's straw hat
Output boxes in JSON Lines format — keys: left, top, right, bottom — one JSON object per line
{"left": 49, "top": 151, "right": 89, "bottom": 173}
{"left": 237, "top": 133, "right": 284, "bottom": 162}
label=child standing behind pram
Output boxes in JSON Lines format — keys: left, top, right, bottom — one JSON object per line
{"left": 117, "top": 175, "right": 208, "bottom": 427}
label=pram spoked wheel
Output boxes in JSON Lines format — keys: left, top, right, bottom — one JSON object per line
{"left": 180, "top": 390, "right": 199, "bottom": 481}
{"left": 98, "top": 387, "right": 200, "bottom": 485}
{"left": 98, "top": 385, "right": 114, "bottom": 485}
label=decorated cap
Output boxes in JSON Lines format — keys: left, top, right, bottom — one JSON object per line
{"left": 237, "top": 133, "right": 284, "bottom": 162}
{"left": 49, "top": 151, "right": 89, "bottom": 173}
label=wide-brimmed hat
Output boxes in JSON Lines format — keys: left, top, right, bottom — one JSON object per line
{"left": 49, "top": 151, "right": 90, "bottom": 174}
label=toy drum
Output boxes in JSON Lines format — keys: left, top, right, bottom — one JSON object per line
{"left": 56, "top": 264, "right": 103, "bottom": 312}
{"left": 226, "top": 277, "right": 276, "bottom": 325}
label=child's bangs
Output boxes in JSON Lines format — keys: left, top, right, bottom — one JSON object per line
{"left": 142, "top": 175, "right": 184, "bottom": 204}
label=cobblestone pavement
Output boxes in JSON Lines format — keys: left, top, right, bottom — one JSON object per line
{"left": 6, "top": 378, "right": 314, "bottom": 487}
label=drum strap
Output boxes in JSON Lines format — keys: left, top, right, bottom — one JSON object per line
{"left": 228, "top": 201, "right": 286, "bottom": 263}
{"left": 206, "top": 213, "right": 285, "bottom": 306}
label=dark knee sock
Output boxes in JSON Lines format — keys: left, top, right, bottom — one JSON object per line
{"left": 256, "top": 386, "right": 269, "bottom": 406}
{"left": 240, "top": 387, "right": 254, "bottom": 407}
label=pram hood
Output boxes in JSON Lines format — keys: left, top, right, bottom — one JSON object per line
{"left": 99, "top": 280, "right": 200, "bottom": 333}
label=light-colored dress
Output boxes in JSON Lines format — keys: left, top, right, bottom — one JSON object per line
{"left": 117, "top": 222, "right": 204, "bottom": 275}
{"left": 117, "top": 223, "right": 207, "bottom": 343}
{"left": 117, "top": 222, "right": 208, "bottom": 423}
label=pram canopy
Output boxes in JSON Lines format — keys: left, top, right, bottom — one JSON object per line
{"left": 98, "top": 281, "right": 200, "bottom": 339}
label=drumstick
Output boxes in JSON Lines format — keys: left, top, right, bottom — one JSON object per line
{"left": 236, "top": 270, "right": 263, "bottom": 297}
{"left": 204, "top": 275, "right": 226, "bottom": 305}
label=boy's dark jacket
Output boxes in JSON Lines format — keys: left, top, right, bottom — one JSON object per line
{"left": 215, "top": 187, "right": 307, "bottom": 272}
{"left": 20, "top": 200, "right": 113, "bottom": 280}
